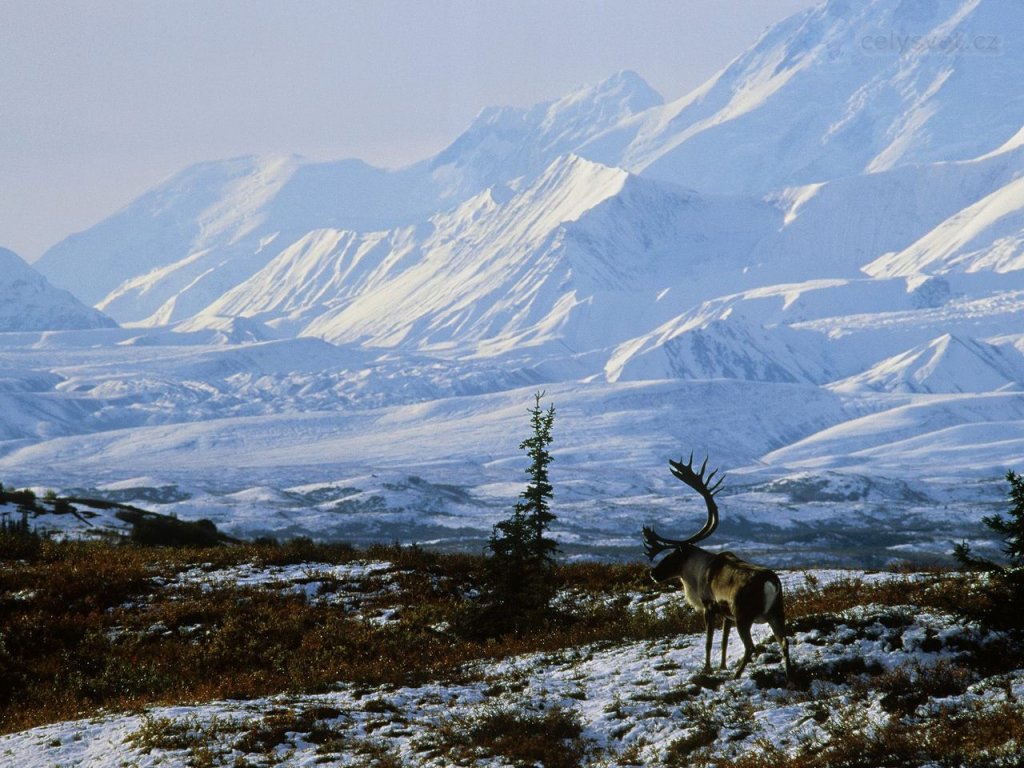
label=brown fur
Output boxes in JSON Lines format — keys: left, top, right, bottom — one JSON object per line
{"left": 649, "top": 544, "right": 791, "bottom": 679}
{"left": 644, "top": 456, "right": 793, "bottom": 679}
{"left": 703, "top": 552, "right": 790, "bottom": 678}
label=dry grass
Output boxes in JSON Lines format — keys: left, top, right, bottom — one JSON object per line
{"left": 127, "top": 705, "right": 404, "bottom": 768}
{"left": 421, "top": 701, "right": 591, "bottom": 768}
{"left": 4, "top": 536, "right": 1019, "bottom": 765}
{"left": 728, "top": 700, "right": 1024, "bottom": 768}
{"left": 0, "top": 540, "right": 670, "bottom": 734}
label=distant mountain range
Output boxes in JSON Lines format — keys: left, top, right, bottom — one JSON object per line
{"left": 4, "top": 0, "right": 1023, "bottom": 561}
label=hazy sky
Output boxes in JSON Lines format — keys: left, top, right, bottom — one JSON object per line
{"left": 1, "top": 0, "right": 816, "bottom": 262}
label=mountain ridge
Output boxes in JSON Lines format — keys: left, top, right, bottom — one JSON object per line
{"left": 5, "top": 0, "right": 1024, "bottom": 557}
{"left": 602, "top": 0, "right": 1024, "bottom": 194}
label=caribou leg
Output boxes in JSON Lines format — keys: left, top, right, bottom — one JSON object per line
{"left": 767, "top": 608, "right": 792, "bottom": 680}
{"left": 720, "top": 617, "right": 733, "bottom": 670}
{"left": 734, "top": 620, "right": 756, "bottom": 679}
{"left": 702, "top": 608, "right": 716, "bottom": 672}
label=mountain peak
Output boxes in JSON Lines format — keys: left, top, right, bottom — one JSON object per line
{"left": 429, "top": 71, "right": 661, "bottom": 198}
{"left": 831, "top": 331, "right": 1024, "bottom": 394}
{"left": 555, "top": 69, "right": 664, "bottom": 114}
{"left": 0, "top": 246, "right": 24, "bottom": 269}
{"left": 0, "top": 247, "right": 117, "bottom": 331}
{"left": 617, "top": 0, "right": 1024, "bottom": 193}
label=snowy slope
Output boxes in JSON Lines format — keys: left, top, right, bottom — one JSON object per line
{"left": 605, "top": 307, "right": 835, "bottom": 385}
{"left": 762, "top": 390, "right": 1024, "bottom": 478}
{"left": 193, "top": 227, "right": 417, "bottom": 335}
{"left": 604, "top": 270, "right": 1024, "bottom": 391}
{"left": 744, "top": 142, "right": 1024, "bottom": 285}
{"left": 191, "top": 155, "right": 778, "bottom": 357}
{"left": 592, "top": 0, "right": 1024, "bottom": 194}
{"left": 0, "top": 247, "right": 115, "bottom": 331}
{"left": 864, "top": 172, "right": 1024, "bottom": 277}
{"left": 831, "top": 333, "right": 1024, "bottom": 394}
{"left": 4, "top": 567, "right": 1018, "bottom": 768}
{"left": 191, "top": 155, "right": 635, "bottom": 348}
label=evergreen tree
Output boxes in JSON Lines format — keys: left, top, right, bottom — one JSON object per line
{"left": 484, "top": 392, "right": 558, "bottom": 628}
{"left": 954, "top": 470, "right": 1024, "bottom": 570}
{"left": 514, "top": 391, "right": 557, "bottom": 562}
{"left": 953, "top": 470, "right": 1024, "bottom": 630}
{"left": 988, "top": 469, "right": 1024, "bottom": 566}
{"left": 0, "top": 503, "right": 41, "bottom": 560}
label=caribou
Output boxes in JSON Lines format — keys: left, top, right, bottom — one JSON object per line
{"left": 642, "top": 454, "right": 792, "bottom": 680}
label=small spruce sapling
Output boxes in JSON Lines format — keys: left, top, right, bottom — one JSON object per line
{"left": 954, "top": 470, "right": 1024, "bottom": 570}
{"left": 485, "top": 392, "right": 559, "bottom": 626}
{"left": 953, "top": 470, "right": 1024, "bottom": 630}
{"left": 988, "top": 469, "right": 1024, "bottom": 566}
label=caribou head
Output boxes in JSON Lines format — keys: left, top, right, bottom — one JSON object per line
{"left": 643, "top": 453, "right": 792, "bottom": 680}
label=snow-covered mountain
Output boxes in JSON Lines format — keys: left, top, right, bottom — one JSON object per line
{"left": 32, "top": 156, "right": 442, "bottom": 325}
{"left": 32, "top": 73, "right": 665, "bottom": 328}
{"left": 0, "top": 247, "right": 115, "bottom": 331}
{"left": 7, "top": 0, "right": 1024, "bottom": 561}
{"left": 428, "top": 69, "right": 664, "bottom": 200}
{"left": 590, "top": 0, "right": 1024, "bottom": 194}
{"left": 191, "top": 155, "right": 778, "bottom": 356}
{"left": 865, "top": 169, "right": 1024, "bottom": 278}
{"left": 831, "top": 333, "right": 1024, "bottom": 394}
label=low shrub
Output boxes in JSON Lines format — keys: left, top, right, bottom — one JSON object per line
{"left": 1, "top": 539, "right": 1007, "bottom": 743}
{"left": 730, "top": 700, "right": 1024, "bottom": 768}
{"left": 118, "top": 510, "right": 226, "bottom": 548}
{"left": 0, "top": 539, "right": 689, "bottom": 733}
{"left": 426, "top": 702, "right": 590, "bottom": 768}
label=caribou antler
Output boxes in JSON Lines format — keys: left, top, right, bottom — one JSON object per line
{"left": 642, "top": 525, "right": 679, "bottom": 560}
{"left": 641, "top": 454, "right": 726, "bottom": 559}
{"left": 669, "top": 452, "right": 725, "bottom": 498}
{"left": 667, "top": 453, "right": 724, "bottom": 544}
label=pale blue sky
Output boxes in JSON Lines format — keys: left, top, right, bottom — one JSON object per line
{"left": 1, "top": 0, "right": 815, "bottom": 261}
